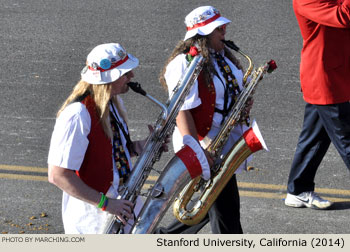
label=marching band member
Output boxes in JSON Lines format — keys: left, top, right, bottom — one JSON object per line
{"left": 156, "top": 6, "right": 254, "bottom": 234}
{"left": 285, "top": 0, "right": 350, "bottom": 210}
{"left": 47, "top": 42, "right": 208, "bottom": 234}
{"left": 48, "top": 43, "right": 151, "bottom": 234}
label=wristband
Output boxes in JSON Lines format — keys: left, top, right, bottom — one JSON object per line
{"left": 102, "top": 197, "right": 109, "bottom": 211}
{"left": 97, "top": 193, "right": 106, "bottom": 208}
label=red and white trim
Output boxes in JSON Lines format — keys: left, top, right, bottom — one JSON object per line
{"left": 243, "top": 120, "right": 268, "bottom": 152}
{"left": 186, "top": 13, "right": 221, "bottom": 31}
{"left": 88, "top": 55, "right": 130, "bottom": 72}
{"left": 175, "top": 135, "right": 210, "bottom": 180}
{"left": 183, "top": 6, "right": 231, "bottom": 41}
{"left": 81, "top": 43, "right": 139, "bottom": 85}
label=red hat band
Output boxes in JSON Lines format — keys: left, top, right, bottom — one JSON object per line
{"left": 186, "top": 13, "right": 221, "bottom": 31}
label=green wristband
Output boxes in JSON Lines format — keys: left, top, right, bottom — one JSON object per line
{"left": 97, "top": 193, "right": 106, "bottom": 208}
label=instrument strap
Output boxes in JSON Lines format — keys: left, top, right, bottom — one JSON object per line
{"left": 110, "top": 101, "right": 137, "bottom": 156}
{"left": 213, "top": 53, "right": 250, "bottom": 125}
{"left": 109, "top": 101, "right": 137, "bottom": 185}
{"left": 212, "top": 53, "right": 240, "bottom": 124}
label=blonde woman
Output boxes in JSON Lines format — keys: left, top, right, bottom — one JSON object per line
{"left": 48, "top": 43, "right": 148, "bottom": 234}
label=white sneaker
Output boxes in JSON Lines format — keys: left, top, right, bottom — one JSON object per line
{"left": 285, "top": 191, "right": 333, "bottom": 210}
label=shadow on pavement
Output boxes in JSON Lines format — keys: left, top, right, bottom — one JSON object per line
{"left": 330, "top": 201, "right": 350, "bottom": 211}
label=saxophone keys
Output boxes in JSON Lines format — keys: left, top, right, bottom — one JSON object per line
{"left": 151, "top": 183, "right": 164, "bottom": 198}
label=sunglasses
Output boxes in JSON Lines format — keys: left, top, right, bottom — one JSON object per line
{"left": 216, "top": 24, "right": 227, "bottom": 32}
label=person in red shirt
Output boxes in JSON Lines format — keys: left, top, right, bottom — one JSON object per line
{"left": 285, "top": 0, "right": 350, "bottom": 210}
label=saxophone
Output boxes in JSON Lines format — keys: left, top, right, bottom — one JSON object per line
{"left": 129, "top": 42, "right": 276, "bottom": 233}
{"left": 100, "top": 54, "right": 204, "bottom": 234}
{"left": 172, "top": 40, "right": 277, "bottom": 225}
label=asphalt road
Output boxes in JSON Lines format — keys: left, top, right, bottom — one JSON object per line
{"left": 0, "top": 0, "right": 349, "bottom": 234}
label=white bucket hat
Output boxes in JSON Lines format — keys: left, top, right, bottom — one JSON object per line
{"left": 184, "top": 6, "right": 231, "bottom": 41}
{"left": 81, "top": 43, "right": 139, "bottom": 85}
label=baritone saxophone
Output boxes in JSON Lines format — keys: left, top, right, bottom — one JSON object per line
{"left": 100, "top": 54, "right": 205, "bottom": 234}
{"left": 172, "top": 40, "right": 277, "bottom": 226}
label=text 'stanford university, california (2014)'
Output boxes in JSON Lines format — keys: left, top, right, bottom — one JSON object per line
{"left": 156, "top": 237, "right": 309, "bottom": 248}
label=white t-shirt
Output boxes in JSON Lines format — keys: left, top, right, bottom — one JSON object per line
{"left": 48, "top": 98, "right": 141, "bottom": 234}
{"left": 164, "top": 52, "right": 251, "bottom": 172}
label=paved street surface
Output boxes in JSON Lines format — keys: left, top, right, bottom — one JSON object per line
{"left": 0, "top": 0, "right": 349, "bottom": 234}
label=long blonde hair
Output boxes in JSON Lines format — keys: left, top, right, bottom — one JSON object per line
{"left": 159, "top": 35, "right": 243, "bottom": 91}
{"left": 57, "top": 80, "right": 127, "bottom": 139}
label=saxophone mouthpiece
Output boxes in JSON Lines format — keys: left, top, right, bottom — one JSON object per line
{"left": 222, "top": 40, "right": 240, "bottom": 52}
{"left": 127, "top": 82, "right": 147, "bottom": 96}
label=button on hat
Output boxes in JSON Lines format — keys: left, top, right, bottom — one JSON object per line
{"left": 81, "top": 43, "right": 139, "bottom": 85}
{"left": 184, "top": 6, "right": 231, "bottom": 41}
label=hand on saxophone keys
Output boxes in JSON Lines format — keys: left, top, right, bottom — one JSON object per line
{"left": 105, "top": 198, "right": 134, "bottom": 225}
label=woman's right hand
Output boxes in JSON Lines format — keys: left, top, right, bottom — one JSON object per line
{"left": 106, "top": 199, "right": 134, "bottom": 225}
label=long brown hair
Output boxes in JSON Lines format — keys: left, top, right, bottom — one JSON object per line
{"left": 159, "top": 34, "right": 243, "bottom": 91}
{"left": 57, "top": 80, "right": 127, "bottom": 139}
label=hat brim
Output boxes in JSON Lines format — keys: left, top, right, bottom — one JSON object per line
{"left": 184, "top": 17, "right": 231, "bottom": 41}
{"left": 81, "top": 53, "right": 139, "bottom": 85}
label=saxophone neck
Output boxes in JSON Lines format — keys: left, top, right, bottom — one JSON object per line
{"left": 145, "top": 94, "right": 168, "bottom": 120}
{"left": 241, "top": 51, "right": 254, "bottom": 85}
{"left": 222, "top": 40, "right": 254, "bottom": 85}
{"left": 127, "top": 82, "right": 168, "bottom": 120}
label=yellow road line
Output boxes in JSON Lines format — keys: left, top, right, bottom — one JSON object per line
{"left": 239, "top": 190, "right": 350, "bottom": 202}
{"left": 0, "top": 173, "right": 47, "bottom": 182}
{"left": 139, "top": 187, "right": 350, "bottom": 203}
{"left": 146, "top": 178, "right": 350, "bottom": 196}
{"left": 1, "top": 164, "right": 349, "bottom": 200}
{"left": 238, "top": 181, "right": 350, "bottom": 196}
{"left": 238, "top": 181, "right": 285, "bottom": 190}
{"left": 0, "top": 164, "right": 47, "bottom": 173}
{"left": 147, "top": 175, "right": 158, "bottom": 181}
{"left": 145, "top": 179, "right": 350, "bottom": 197}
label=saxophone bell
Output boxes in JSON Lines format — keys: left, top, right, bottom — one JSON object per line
{"left": 173, "top": 120, "right": 268, "bottom": 225}
{"left": 130, "top": 135, "right": 210, "bottom": 234}
{"left": 172, "top": 42, "right": 277, "bottom": 226}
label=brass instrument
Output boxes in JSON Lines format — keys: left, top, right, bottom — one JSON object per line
{"left": 100, "top": 54, "right": 204, "bottom": 234}
{"left": 172, "top": 40, "right": 277, "bottom": 225}
{"left": 130, "top": 144, "right": 198, "bottom": 233}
